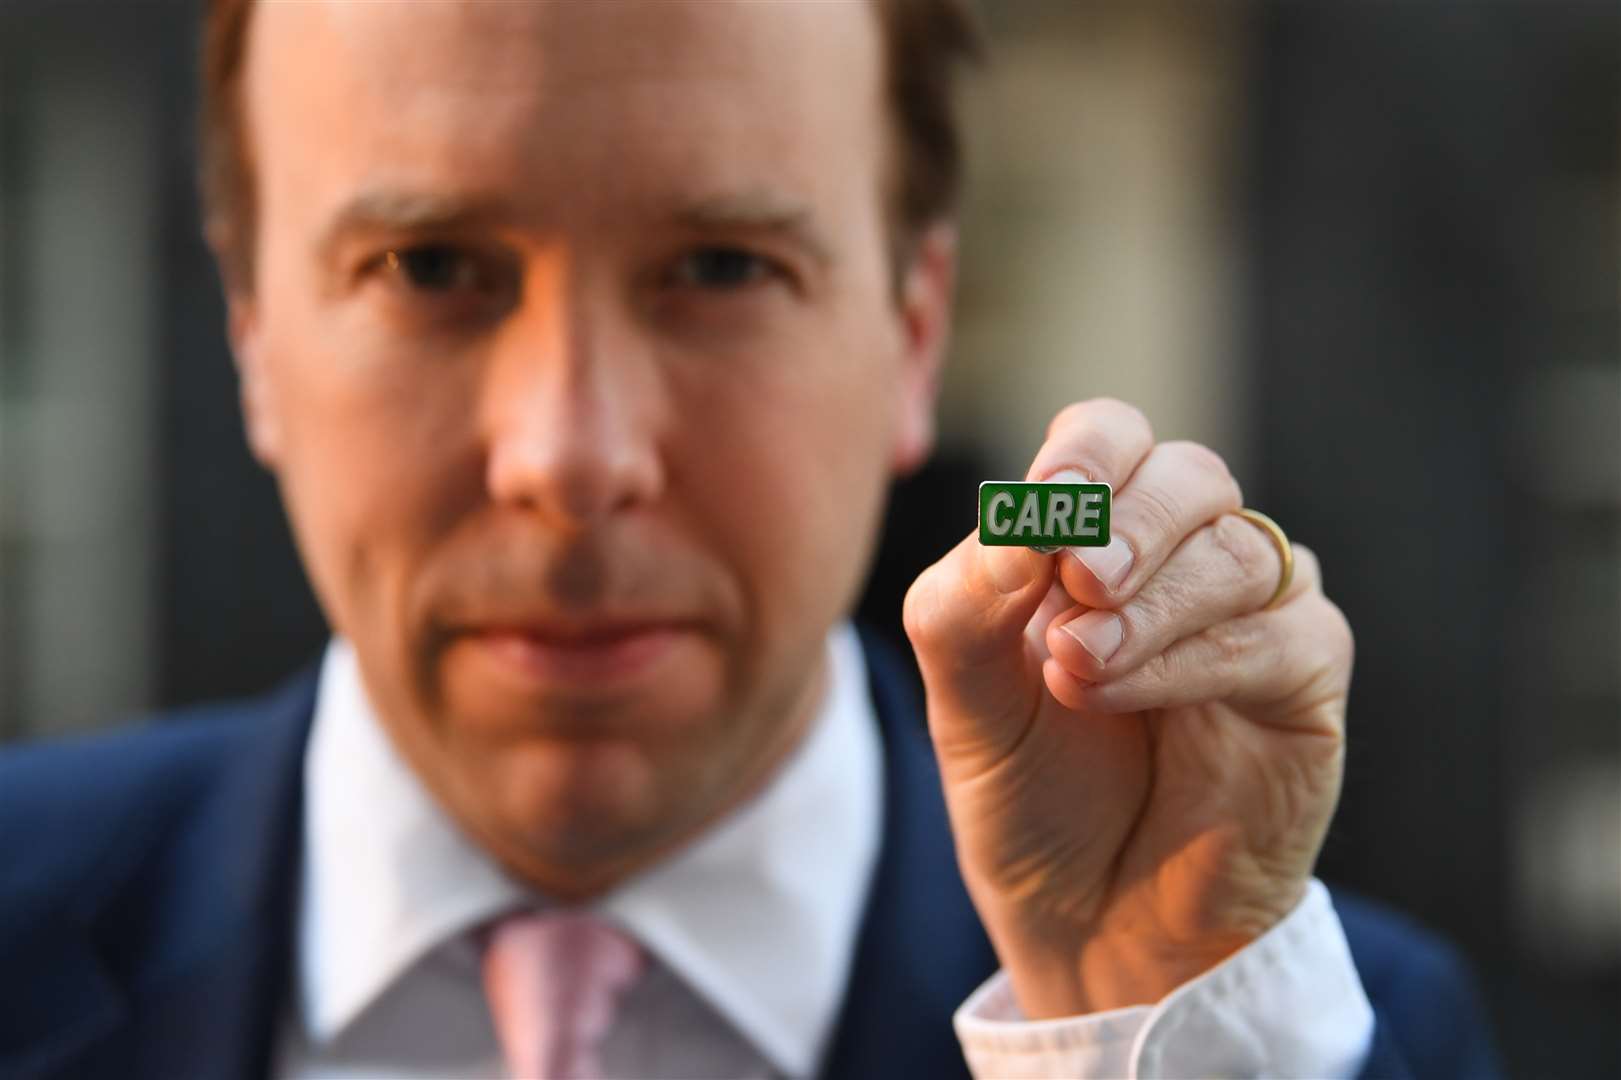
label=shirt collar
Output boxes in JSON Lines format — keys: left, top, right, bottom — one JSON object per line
{"left": 298, "top": 624, "right": 884, "bottom": 1078}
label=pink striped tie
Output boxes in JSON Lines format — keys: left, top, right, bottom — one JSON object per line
{"left": 481, "top": 911, "right": 647, "bottom": 1080}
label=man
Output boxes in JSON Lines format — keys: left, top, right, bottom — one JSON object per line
{"left": 0, "top": 1, "right": 1497, "bottom": 1077}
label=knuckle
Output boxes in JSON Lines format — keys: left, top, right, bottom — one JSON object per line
{"left": 1206, "top": 606, "right": 1277, "bottom": 674}
{"left": 1131, "top": 569, "right": 1191, "bottom": 632}
{"left": 1130, "top": 481, "right": 1184, "bottom": 546}
{"left": 1209, "top": 513, "right": 1274, "bottom": 591}
{"left": 1156, "top": 440, "right": 1243, "bottom": 513}
{"left": 1163, "top": 440, "right": 1231, "bottom": 486}
{"left": 1098, "top": 397, "right": 1152, "bottom": 432}
{"left": 1047, "top": 397, "right": 1152, "bottom": 443}
{"left": 1039, "top": 399, "right": 1157, "bottom": 486}
{"left": 1040, "top": 437, "right": 1115, "bottom": 487}
{"left": 1206, "top": 613, "right": 1266, "bottom": 670}
{"left": 1133, "top": 646, "right": 1175, "bottom": 689}
{"left": 1047, "top": 401, "right": 1092, "bottom": 438}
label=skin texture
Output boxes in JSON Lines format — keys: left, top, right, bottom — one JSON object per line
{"left": 225, "top": 0, "right": 1354, "bottom": 1020}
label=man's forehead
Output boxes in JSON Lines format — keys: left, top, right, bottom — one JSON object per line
{"left": 245, "top": 0, "right": 889, "bottom": 237}
{"left": 249, "top": 0, "right": 881, "bottom": 103}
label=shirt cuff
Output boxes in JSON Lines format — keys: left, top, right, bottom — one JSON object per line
{"left": 953, "top": 878, "right": 1375, "bottom": 1079}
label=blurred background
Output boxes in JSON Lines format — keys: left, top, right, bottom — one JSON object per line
{"left": 1, "top": 0, "right": 1616, "bottom": 1073}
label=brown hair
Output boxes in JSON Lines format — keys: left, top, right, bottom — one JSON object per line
{"left": 198, "top": 0, "right": 983, "bottom": 293}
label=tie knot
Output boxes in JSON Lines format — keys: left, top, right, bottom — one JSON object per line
{"left": 482, "top": 911, "right": 647, "bottom": 1079}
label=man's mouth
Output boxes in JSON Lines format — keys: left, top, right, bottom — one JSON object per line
{"left": 455, "top": 619, "right": 697, "bottom": 689}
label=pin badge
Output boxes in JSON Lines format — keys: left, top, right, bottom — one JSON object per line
{"left": 978, "top": 480, "right": 1112, "bottom": 554}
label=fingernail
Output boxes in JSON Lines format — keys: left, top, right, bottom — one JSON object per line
{"left": 1072, "top": 536, "right": 1133, "bottom": 591}
{"left": 984, "top": 544, "right": 1036, "bottom": 595}
{"left": 1063, "top": 610, "right": 1124, "bottom": 665}
{"left": 1043, "top": 468, "right": 1132, "bottom": 589}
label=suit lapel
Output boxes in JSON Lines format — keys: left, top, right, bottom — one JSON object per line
{"left": 817, "top": 630, "right": 998, "bottom": 1080}
{"left": 36, "top": 668, "right": 318, "bottom": 1080}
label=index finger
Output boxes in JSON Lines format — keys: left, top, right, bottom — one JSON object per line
{"left": 1021, "top": 399, "right": 1155, "bottom": 592}
{"left": 1024, "top": 398, "right": 1157, "bottom": 489}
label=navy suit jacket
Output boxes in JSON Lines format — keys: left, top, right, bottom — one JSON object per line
{"left": 0, "top": 632, "right": 1498, "bottom": 1079}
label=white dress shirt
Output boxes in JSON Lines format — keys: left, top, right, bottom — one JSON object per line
{"left": 275, "top": 625, "right": 1375, "bottom": 1079}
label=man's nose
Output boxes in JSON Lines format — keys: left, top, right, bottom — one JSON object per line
{"left": 482, "top": 262, "right": 666, "bottom": 529}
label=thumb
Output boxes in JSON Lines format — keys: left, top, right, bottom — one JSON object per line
{"left": 903, "top": 532, "right": 1054, "bottom": 747}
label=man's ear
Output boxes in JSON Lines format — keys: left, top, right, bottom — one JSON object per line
{"left": 224, "top": 289, "right": 283, "bottom": 470}
{"left": 890, "top": 221, "right": 957, "bottom": 476}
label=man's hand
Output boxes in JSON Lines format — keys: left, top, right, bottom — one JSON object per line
{"left": 903, "top": 398, "right": 1353, "bottom": 1018}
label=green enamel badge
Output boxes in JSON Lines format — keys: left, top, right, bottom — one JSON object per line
{"left": 978, "top": 480, "right": 1112, "bottom": 549}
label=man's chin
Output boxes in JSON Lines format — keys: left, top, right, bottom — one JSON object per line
{"left": 464, "top": 738, "right": 693, "bottom": 896}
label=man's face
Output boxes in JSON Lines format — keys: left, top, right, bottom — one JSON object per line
{"left": 232, "top": 0, "right": 950, "bottom": 893}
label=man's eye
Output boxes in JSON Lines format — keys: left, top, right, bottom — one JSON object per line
{"left": 669, "top": 247, "right": 779, "bottom": 290}
{"left": 368, "top": 244, "right": 520, "bottom": 325}
{"left": 384, "top": 245, "right": 485, "bottom": 292}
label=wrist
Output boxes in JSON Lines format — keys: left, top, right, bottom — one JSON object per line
{"left": 998, "top": 929, "right": 1252, "bottom": 1018}
{"left": 986, "top": 885, "right": 1307, "bottom": 1018}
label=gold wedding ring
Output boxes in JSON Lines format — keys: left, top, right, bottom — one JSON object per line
{"left": 1234, "top": 508, "right": 1294, "bottom": 610}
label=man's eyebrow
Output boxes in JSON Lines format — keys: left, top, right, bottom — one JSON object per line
{"left": 315, "top": 187, "right": 836, "bottom": 266}
{"left": 674, "top": 192, "right": 836, "bottom": 268}
{"left": 316, "top": 189, "right": 514, "bottom": 257}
